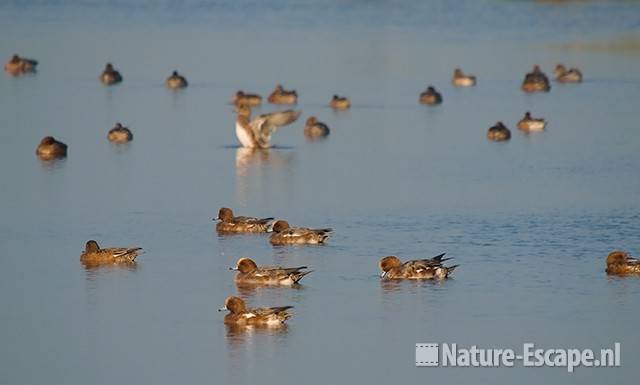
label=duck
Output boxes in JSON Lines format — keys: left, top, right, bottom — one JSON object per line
{"left": 452, "top": 68, "right": 476, "bottom": 87}
{"left": 231, "top": 257, "right": 312, "bottom": 285}
{"left": 107, "top": 122, "right": 133, "bottom": 143}
{"left": 4, "top": 54, "right": 38, "bottom": 74}
{"left": 554, "top": 64, "right": 583, "bottom": 83}
{"left": 233, "top": 90, "right": 262, "bottom": 106}
{"left": 100, "top": 63, "right": 122, "bottom": 85}
{"left": 521, "top": 65, "right": 551, "bottom": 92}
{"left": 214, "top": 207, "right": 274, "bottom": 233}
{"left": 379, "top": 253, "right": 457, "bottom": 280}
{"left": 219, "top": 296, "right": 293, "bottom": 326}
{"left": 267, "top": 84, "right": 298, "bottom": 104}
{"left": 487, "top": 121, "right": 511, "bottom": 141}
{"left": 80, "top": 240, "right": 142, "bottom": 265}
{"left": 329, "top": 95, "right": 351, "bottom": 110}
{"left": 605, "top": 251, "right": 640, "bottom": 275}
{"left": 419, "top": 86, "right": 443, "bottom": 105}
{"left": 304, "top": 116, "right": 330, "bottom": 138}
{"left": 517, "top": 112, "right": 546, "bottom": 132}
{"left": 36, "top": 136, "right": 67, "bottom": 160}
{"left": 165, "top": 70, "right": 188, "bottom": 89}
{"left": 235, "top": 104, "right": 301, "bottom": 149}
{"left": 268, "top": 220, "right": 332, "bottom": 245}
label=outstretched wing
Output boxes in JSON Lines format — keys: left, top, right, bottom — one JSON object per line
{"left": 250, "top": 110, "right": 301, "bottom": 147}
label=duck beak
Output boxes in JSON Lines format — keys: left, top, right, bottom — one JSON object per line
{"left": 218, "top": 306, "right": 227, "bottom": 312}
{"left": 213, "top": 217, "right": 220, "bottom": 221}
{"left": 229, "top": 267, "right": 238, "bottom": 271}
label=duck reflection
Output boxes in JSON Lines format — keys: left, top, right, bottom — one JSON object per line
{"left": 235, "top": 281, "right": 306, "bottom": 297}
{"left": 235, "top": 148, "right": 295, "bottom": 206}
{"left": 225, "top": 323, "right": 289, "bottom": 349}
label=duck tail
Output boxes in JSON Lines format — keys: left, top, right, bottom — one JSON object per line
{"left": 446, "top": 265, "right": 459, "bottom": 275}
{"left": 291, "top": 270, "right": 313, "bottom": 284}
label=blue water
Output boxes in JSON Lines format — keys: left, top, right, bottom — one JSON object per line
{"left": 1, "top": 1, "right": 639, "bottom": 384}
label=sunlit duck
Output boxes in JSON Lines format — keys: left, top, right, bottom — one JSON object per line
{"left": 214, "top": 207, "right": 275, "bottom": 233}
{"left": 235, "top": 104, "right": 301, "bottom": 149}
{"left": 233, "top": 90, "right": 262, "bottom": 106}
{"left": 329, "top": 95, "right": 351, "bottom": 110}
{"left": 605, "top": 251, "right": 640, "bottom": 275}
{"left": 219, "top": 296, "right": 293, "bottom": 326}
{"left": 100, "top": 63, "right": 122, "bottom": 85}
{"left": 165, "top": 70, "right": 188, "bottom": 89}
{"left": 80, "top": 240, "right": 142, "bottom": 265}
{"left": 419, "top": 86, "right": 443, "bottom": 105}
{"left": 452, "top": 68, "right": 476, "bottom": 87}
{"left": 268, "top": 84, "right": 298, "bottom": 104}
{"left": 521, "top": 65, "right": 550, "bottom": 92}
{"left": 36, "top": 136, "right": 67, "bottom": 160}
{"left": 554, "top": 64, "right": 583, "bottom": 83}
{"left": 231, "top": 257, "right": 312, "bottom": 285}
{"left": 268, "top": 220, "right": 332, "bottom": 245}
{"left": 4, "top": 54, "right": 38, "bottom": 74}
{"left": 107, "top": 122, "right": 133, "bottom": 143}
{"left": 517, "top": 112, "right": 546, "bottom": 132}
{"left": 304, "top": 116, "right": 330, "bottom": 138}
{"left": 487, "top": 121, "right": 511, "bottom": 141}
{"left": 379, "top": 254, "right": 458, "bottom": 280}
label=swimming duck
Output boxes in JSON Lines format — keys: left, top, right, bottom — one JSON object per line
{"left": 107, "top": 122, "right": 133, "bottom": 143}
{"left": 233, "top": 91, "right": 262, "bottom": 106}
{"left": 100, "top": 63, "right": 122, "bottom": 85}
{"left": 4, "top": 54, "right": 38, "bottom": 74}
{"left": 231, "top": 257, "right": 312, "bottom": 285}
{"left": 165, "top": 70, "right": 188, "bottom": 89}
{"left": 554, "top": 64, "right": 583, "bottom": 83}
{"left": 267, "top": 84, "right": 298, "bottom": 104}
{"left": 521, "top": 65, "right": 550, "bottom": 92}
{"left": 419, "top": 86, "right": 443, "bottom": 105}
{"left": 36, "top": 136, "right": 67, "bottom": 160}
{"left": 605, "top": 251, "right": 640, "bottom": 275}
{"left": 379, "top": 253, "right": 458, "bottom": 280}
{"left": 517, "top": 112, "right": 546, "bottom": 132}
{"left": 304, "top": 116, "right": 330, "bottom": 138}
{"left": 268, "top": 220, "right": 332, "bottom": 245}
{"left": 487, "top": 121, "right": 511, "bottom": 141}
{"left": 80, "top": 240, "right": 142, "bottom": 265}
{"left": 235, "top": 104, "right": 301, "bottom": 149}
{"left": 219, "top": 296, "right": 293, "bottom": 326}
{"left": 214, "top": 207, "right": 274, "bottom": 233}
{"left": 452, "top": 68, "right": 476, "bottom": 87}
{"left": 329, "top": 95, "right": 351, "bottom": 110}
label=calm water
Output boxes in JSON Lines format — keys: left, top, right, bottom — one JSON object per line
{"left": 1, "top": 1, "right": 640, "bottom": 384}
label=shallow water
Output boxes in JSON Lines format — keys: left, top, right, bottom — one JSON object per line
{"left": 1, "top": 1, "right": 640, "bottom": 384}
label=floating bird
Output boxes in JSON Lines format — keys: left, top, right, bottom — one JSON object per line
{"left": 517, "top": 112, "right": 546, "bottom": 132}
{"left": 605, "top": 251, "right": 640, "bottom": 275}
{"left": 100, "top": 63, "right": 122, "bottom": 85}
{"left": 36, "top": 136, "right": 67, "bottom": 160}
{"left": 107, "top": 122, "right": 133, "bottom": 143}
{"left": 4, "top": 54, "right": 38, "bottom": 75}
{"left": 219, "top": 296, "right": 293, "bottom": 326}
{"left": 487, "top": 121, "right": 511, "bottom": 141}
{"left": 268, "top": 84, "right": 298, "bottom": 104}
{"left": 214, "top": 207, "right": 275, "bottom": 233}
{"left": 554, "top": 64, "right": 583, "bottom": 83}
{"left": 233, "top": 90, "right": 262, "bottom": 106}
{"left": 269, "top": 220, "right": 332, "bottom": 245}
{"left": 235, "top": 104, "right": 301, "bottom": 148}
{"left": 452, "top": 68, "right": 476, "bottom": 87}
{"left": 419, "top": 86, "right": 443, "bottom": 105}
{"left": 165, "top": 70, "right": 188, "bottom": 89}
{"left": 304, "top": 116, "right": 330, "bottom": 138}
{"left": 231, "top": 257, "right": 312, "bottom": 285}
{"left": 379, "top": 253, "right": 457, "bottom": 280}
{"left": 80, "top": 240, "right": 142, "bottom": 265}
{"left": 521, "top": 65, "right": 550, "bottom": 92}
{"left": 329, "top": 95, "right": 351, "bottom": 110}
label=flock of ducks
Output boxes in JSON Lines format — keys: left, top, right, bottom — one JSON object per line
{"left": 6, "top": 53, "right": 635, "bottom": 327}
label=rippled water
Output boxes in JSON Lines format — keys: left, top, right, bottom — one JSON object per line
{"left": 1, "top": 1, "right": 639, "bottom": 384}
